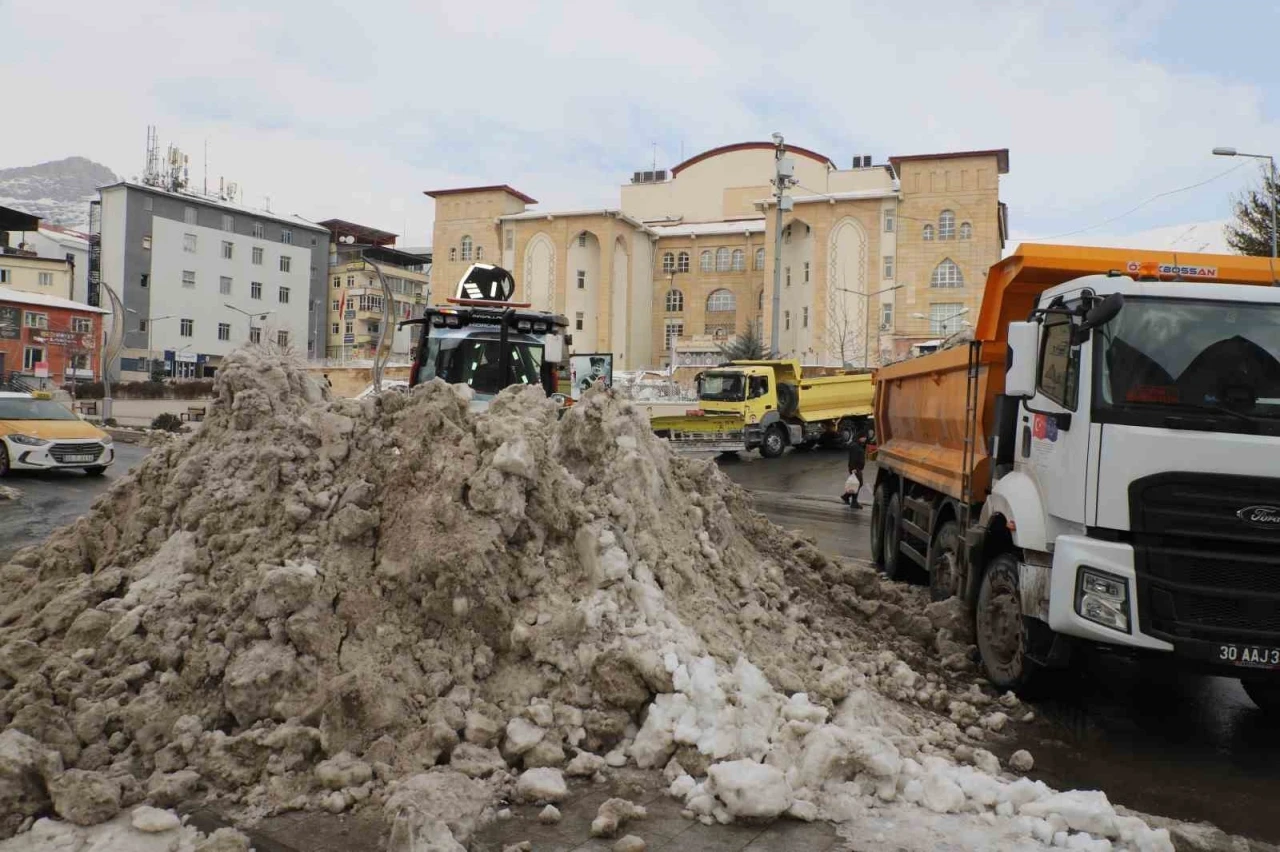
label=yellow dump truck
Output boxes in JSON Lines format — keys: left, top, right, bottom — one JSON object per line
{"left": 651, "top": 360, "right": 874, "bottom": 457}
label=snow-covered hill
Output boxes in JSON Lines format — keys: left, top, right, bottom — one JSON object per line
{"left": 0, "top": 156, "right": 117, "bottom": 230}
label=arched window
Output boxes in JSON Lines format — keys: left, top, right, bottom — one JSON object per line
{"left": 922, "top": 224, "right": 934, "bottom": 242}
{"left": 707, "top": 289, "right": 735, "bottom": 312}
{"left": 754, "top": 247, "right": 766, "bottom": 270}
{"left": 460, "top": 235, "right": 473, "bottom": 261}
{"left": 700, "top": 250, "right": 713, "bottom": 272}
{"left": 475, "top": 246, "right": 484, "bottom": 260}
{"left": 959, "top": 222, "right": 972, "bottom": 240}
{"left": 662, "top": 252, "right": 676, "bottom": 274}
{"left": 930, "top": 258, "right": 964, "bottom": 288}
{"left": 449, "top": 247, "right": 456, "bottom": 261}
{"left": 716, "top": 248, "right": 731, "bottom": 272}
{"left": 758, "top": 290, "right": 764, "bottom": 309}
{"left": 731, "top": 249, "right": 745, "bottom": 271}
{"left": 677, "top": 251, "right": 690, "bottom": 273}
{"left": 665, "top": 289, "right": 684, "bottom": 312}
{"left": 938, "top": 211, "right": 955, "bottom": 240}
{"left": 714, "top": 327, "right": 728, "bottom": 340}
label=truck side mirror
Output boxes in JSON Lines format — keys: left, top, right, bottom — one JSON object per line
{"left": 1006, "top": 321, "right": 1038, "bottom": 399}
{"left": 1079, "top": 292, "right": 1124, "bottom": 334}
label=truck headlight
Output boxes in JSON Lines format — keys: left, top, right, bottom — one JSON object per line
{"left": 8, "top": 434, "right": 50, "bottom": 447}
{"left": 1076, "top": 568, "right": 1130, "bottom": 633}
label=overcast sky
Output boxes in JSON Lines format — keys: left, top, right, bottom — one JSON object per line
{"left": 2, "top": 0, "right": 1277, "bottom": 249}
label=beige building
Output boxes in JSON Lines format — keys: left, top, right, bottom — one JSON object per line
{"left": 0, "top": 252, "right": 74, "bottom": 301}
{"left": 427, "top": 142, "right": 1007, "bottom": 369}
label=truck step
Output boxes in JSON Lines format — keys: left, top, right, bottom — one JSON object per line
{"left": 901, "top": 518, "right": 931, "bottom": 544}
{"left": 897, "top": 541, "right": 928, "bottom": 569}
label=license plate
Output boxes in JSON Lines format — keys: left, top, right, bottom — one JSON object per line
{"left": 1218, "top": 644, "right": 1280, "bottom": 668}
{"left": 62, "top": 454, "right": 95, "bottom": 463}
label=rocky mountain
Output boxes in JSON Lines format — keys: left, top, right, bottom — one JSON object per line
{"left": 0, "top": 156, "right": 118, "bottom": 230}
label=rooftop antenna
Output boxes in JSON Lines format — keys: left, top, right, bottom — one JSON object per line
{"left": 265, "top": 196, "right": 272, "bottom": 213}
{"left": 203, "top": 139, "right": 209, "bottom": 195}
{"left": 144, "top": 126, "right": 161, "bottom": 187}
{"left": 652, "top": 142, "right": 657, "bottom": 171}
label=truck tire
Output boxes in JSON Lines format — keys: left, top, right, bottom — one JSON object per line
{"left": 776, "top": 383, "right": 799, "bottom": 417}
{"left": 928, "top": 521, "right": 962, "bottom": 602}
{"left": 760, "top": 425, "right": 787, "bottom": 459}
{"left": 836, "top": 419, "right": 858, "bottom": 449}
{"left": 881, "top": 492, "right": 906, "bottom": 580}
{"left": 870, "top": 483, "right": 887, "bottom": 565}
{"left": 976, "top": 553, "right": 1039, "bottom": 691}
{"left": 1241, "top": 679, "right": 1280, "bottom": 714}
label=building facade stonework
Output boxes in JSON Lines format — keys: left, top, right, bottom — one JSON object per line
{"left": 427, "top": 143, "right": 1007, "bottom": 370}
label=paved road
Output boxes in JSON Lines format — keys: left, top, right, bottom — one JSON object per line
{"left": 716, "top": 445, "right": 1280, "bottom": 844}
{"left": 0, "top": 442, "right": 150, "bottom": 562}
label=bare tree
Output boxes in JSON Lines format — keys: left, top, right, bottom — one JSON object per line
{"left": 825, "top": 273, "right": 866, "bottom": 367}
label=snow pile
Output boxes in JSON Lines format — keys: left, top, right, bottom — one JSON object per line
{"left": 0, "top": 349, "right": 1180, "bottom": 850}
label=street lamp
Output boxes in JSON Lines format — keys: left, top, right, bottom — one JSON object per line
{"left": 224, "top": 304, "right": 274, "bottom": 344}
{"left": 835, "top": 284, "right": 904, "bottom": 367}
{"left": 913, "top": 307, "right": 971, "bottom": 338}
{"left": 1213, "top": 146, "right": 1277, "bottom": 263}
{"left": 125, "top": 309, "right": 173, "bottom": 377}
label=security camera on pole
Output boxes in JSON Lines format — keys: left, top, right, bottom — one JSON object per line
{"left": 769, "top": 133, "right": 797, "bottom": 355}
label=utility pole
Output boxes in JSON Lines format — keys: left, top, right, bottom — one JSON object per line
{"left": 769, "top": 133, "right": 795, "bottom": 355}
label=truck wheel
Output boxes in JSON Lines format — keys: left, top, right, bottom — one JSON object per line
{"left": 881, "top": 492, "right": 905, "bottom": 580}
{"left": 928, "top": 521, "right": 962, "bottom": 602}
{"left": 1241, "top": 679, "right": 1280, "bottom": 714}
{"left": 760, "top": 425, "right": 787, "bottom": 458}
{"left": 870, "top": 483, "right": 886, "bottom": 565}
{"left": 836, "top": 419, "right": 857, "bottom": 449}
{"left": 976, "top": 553, "right": 1038, "bottom": 691}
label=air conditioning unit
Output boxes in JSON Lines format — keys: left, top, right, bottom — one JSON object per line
{"left": 632, "top": 171, "right": 645, "bottom": 184}
{"left": 879, "top": 322, "right": 892, "bottom": 331}
{"left": 654, "top": 169, "right": 667, "bottom": 181}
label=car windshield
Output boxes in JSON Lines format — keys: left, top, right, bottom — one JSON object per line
{"left": 699, "top": 372, "right": 745, "bottom": 401}
{"left": 0, "top": 398, "right": 79, "bottom": 421}
{"left": 417, "top": 336, "right": 544, "bottom": 396}
{"left": 1096, "top": 296, "right": 1280, "bottom": 433}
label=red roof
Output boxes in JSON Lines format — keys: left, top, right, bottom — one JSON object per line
{"left": 889, "top": 148, "right": 1009, "bottom": 175}
{"left": 670, "top": 142, "right": 835, "bottom": 176}
{"left": 424, "top": 185, "right": 538, "bottom": 205}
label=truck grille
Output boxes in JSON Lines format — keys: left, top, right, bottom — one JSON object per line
{"left": 1131, "top": 473, "right": 1280, "bottom": 642}
{"left": 48, "top": 442, "right": 105, "bottom": 463}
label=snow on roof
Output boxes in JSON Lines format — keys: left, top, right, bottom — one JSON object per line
{"left": 497, "top": 208, "right": 649, "bottom": 231}
{"left": 648, "top": 220, "right": 767, "bottom": 238}
{"left": 0, "top": 286, "right": 110, "bottom": 314}
{"left": 101, "top": 181, "right": 328, "bottom": 233}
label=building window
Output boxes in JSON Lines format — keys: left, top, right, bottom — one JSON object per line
{"left": 922, "top": 224, "right": 934, "bottom": 241}
{"left": 331, "top": 299, "right": 340, "bottom": 311}
{"left": 346, "top": 297, "right": 354, "bottom": 310}
{"left": 180, "top": 318, "right": 193, "bottom": 337}
{"left": 142, "top": 235, "right": 152, "bottom": 250}
{"left": 677, "top": 251, "right": 690, "bottom": 273}
{"left": 182, "top": 270, "right": 196, "bottom": 288}
{"left": 784, "top": 310, "right": 791, "bottom": 331}
{"left": 280, "top": 255, "right": 291, "bottom": 273}
{"left": 883, "top": 209, "right": 895, "bottom": 233}
{"left": 803, "top": 261, "right": 810, "bottom": 283}
{"left": 344, "top": 321, "right": 353, "bottom": 334}
{"left": 707, "top": 289, "right": 735, "bottom": 312}
{"left": 938, "top": 210, "right": 956, "bottom": 241}
{"left": 251, "top": 281, "right": 262, "bottom": 300}
{"left": 505, "top": 230, "right": 514, "bottom": 250}
{"left": 576, "top": 270, "right": 586, "bottom": 290}
{"left": 23, "top": 346, "right": 44, "bottom": 371}
{"left": 575, "top": 312, "right": 584, "bottom": 331}
{"left": 279, "top": 286, "right": 290, "bottom": 303}
{"left": 144, "top": 197, "right": 153, "bottom": 212}
{"left": 883, "top": 256, "right": 894, "bottom": 279}
{"left": 460, "top": 235, "right": 473, "bottom": 261}
{"left": 665, "top": 289, "right": 683, "bottom": 312}
{"left": 72, "top": 317, "right": 92, "bottom": 333}
{"left": 0, "top": 269, "right": 6, "bottom": 284}
{"left": 184, "top": 207, "right": 197, "bottom": 225}
{"left": 716, "top": 247, "right": 730, "bottom": 272}
{"left": 183, "top": 233, "right": 197, "bottom": 253}
{"left": 140, "top": 273, "right": 149, "bottom": 288}
{"left": 281, "top": 229, "right": 293, "bottom": 245}
{"left": 783, "top": 226, "right": 792, "bottom": 244}
{"left": 802, "top": 306, "right": 809, "bottom": 328}
{"left": 959, "top": 222, "right": 972, "bottom": 240}
{"left": 881, "top": 303, "right": 893, "bottom": 329}
{"left": 368, "top": 321, "right": 380, "bottom": 335}
{"left": 476, "top": 246, "right": 484, "bottom": 260}
{"left": 249, "top": 326, "right": 261, "bottom": 344}
{"left": 754, "top": 247, "right": 765, "bottom": 270}
{"left": 24, "top": 311, "right": 48, "bottom": 328}
{"left": 578, "top": 233, "right": 587, "bottom": 248}
{"left": 331, "top": 323, "right": 340, "bottom": 335}
{"left": 664, "top": 319, "right": 683, "bottom": 348}
{"left": 930, "top": 259, "right": 964, "bottom": 288}
{"left": 37, "top": 271, "right": 53, "bottom": 287}
{"left": 333, "top": 276, "right": 341, "bottom": 289}
{"left": 220, "top": 276, "right": 232, "bottom": 295}
{"left": 253, "top": 222, "right": 265, "bottom": 239}
{"left": 758, "top": 290, "right": 764, "bottom": 310}
{"left": 731, "top": 249, "right": 745, "bottom": 272}
{"left": 929, "top": 303, "right": 966, "bottom": 335}
{"left": 449, "top": 247, "right": 456, "bottom": 261}
{"left": 138, "top": 319, "right": 146, "bottom": 333}
{"left": 662, "top": 252, "right": 675, "bottom": 274}
{"left": 785, "top": 266, "right": 791, "bottom": 287}
{"left": 347, "top": 275, "right": 355, "bottom": 288}
{"left": 699, "top": 250, "right": 713, "bottom": 272}
{"left": 222, "top": 214, "right": 234, "bottom": 232}
{"left": 277, "top": 330, "right": 289, "bottom": 347}
{"left": 252, "top": 247, "right": 263, "bottom": 265}
{"left": 218, "top": 322, "right": 231, "bottom": 341}
{"left": 222, "top": 241, "right": 233, "bottom": 259}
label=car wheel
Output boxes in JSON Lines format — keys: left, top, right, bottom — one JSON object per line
{"left": 760, "top": 425, "right": 786, "bottom": 459}
{"left": 870, "top": 483, "right": 887, "bottom": 565}
{"left": 83, "top": 466, "right": 108, "bottom": 477}
{"left": 928, "top": 520, "right": 962, "bottom": 602}
{"left": 1241, "top": 679, "right": 1280, "bottom": 714}
{"left": 976, "top": 553, "right": 1040, "bottom": 691}
{"left": 0, "top": 443, "right": 9, "bottom": 477}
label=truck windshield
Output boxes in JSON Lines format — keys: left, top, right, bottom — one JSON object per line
{"left": 1095, "top": 296, "right": 1280, "bottom": 434}
{"left": 417, "top": 336, "right": 544, "bottom": 396}
{"left": 700, "top": 373, "right": 745, "bottom": 401}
